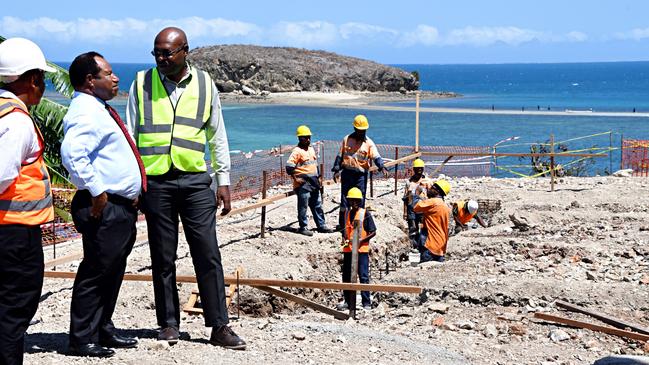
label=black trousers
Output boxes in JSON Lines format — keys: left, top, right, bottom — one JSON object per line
{"left": 141, "top": 171, "right": 228, "bottom": 328}
{"left": 69, "top": 190, "right": 137, "bottom": 347}
{"left": 0, "top": 224, "right": 43, "bottom": 365}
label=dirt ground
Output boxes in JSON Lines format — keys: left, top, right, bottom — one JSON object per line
{"left": 26, "top": 175, "right": 649, "bottom": 365}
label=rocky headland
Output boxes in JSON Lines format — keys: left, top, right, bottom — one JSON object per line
{"left": 188, "top": 45, "right": 420, "bottom": 95}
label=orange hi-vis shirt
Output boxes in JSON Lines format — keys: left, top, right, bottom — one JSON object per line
{"left": 342, "top": 208, "right": 370, "bottom": 253}
{"left": 414, "top": 197, "right": 450, "bottom": 256}
{"left": 455, "top": 200, "right": 476, "bottom": 225}
{"left": 0, "top": 97, "right": 54, "bottom": 225}
{"left": 339, "top": 134, "right": 379, "bottom": 173}
{"left": 286, "top": 145, "right": 319, "bottom": 190}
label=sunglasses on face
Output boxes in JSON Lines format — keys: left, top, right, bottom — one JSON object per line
{"left": 151, "top": 44, "right": 187, "bottom": 58}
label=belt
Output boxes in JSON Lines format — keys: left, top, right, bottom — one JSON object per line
{"left": 149, "top": 166, "right": 205, "bottom": 180}
{"left": 77, "top": 190, "right": 135, "bottom": 206}
{"left": 106, "top": 193, "right": 136, "bottom": 206}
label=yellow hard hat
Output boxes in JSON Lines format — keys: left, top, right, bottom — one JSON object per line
{"left": 433, "top": 179, "right": 451, "bottom": 196}
{"left": 352, "top": 114, "right": 369, "bottom": 130}
{"left": 413, "top": 159, "right": 425, "bottom": 168}
{"left": 346, "top": 187, "right": 363, "bottom": 199}
{"left": 296, "top": 125, "right": 312, "bottom": 137}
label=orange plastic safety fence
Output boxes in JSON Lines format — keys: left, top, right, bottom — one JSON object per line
{"left": 621, "top": 139, "right": 649, "bottom": 177}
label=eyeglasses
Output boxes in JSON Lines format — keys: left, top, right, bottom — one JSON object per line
{"left": 150, "top": 44, "right": 187, "bottom": 58}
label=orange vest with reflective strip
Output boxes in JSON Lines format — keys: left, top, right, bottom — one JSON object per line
{"left": 340, "top": 135, "right": 377, "bottom": 172}
{"left": 0, "top": 98, "right": 54, "bottom": 225}
{"left": 342, "top": 208, "right": 369, "bottom": 253}
{"left": 455, "top": 200, "right": 476, "bottom": 225}
{"left": 286, "top": 146, "right": 318, "bottom": 189}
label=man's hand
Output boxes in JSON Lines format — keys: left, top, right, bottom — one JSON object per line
{"left": 216, "top": 186, "right": 232, "bottom": 216}
{"left": 91, "top": 192, "right": 108, "bottom": 219}
{"left": 333, "top": 171, "right": 340, "bottom": 183}
{"left": 294, "top": 177, "right": 305, "bottom": 185}
{"left": 381, "top": 167, "right": 390, "bottom": 177}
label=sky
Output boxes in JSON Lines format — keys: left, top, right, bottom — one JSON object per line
{"left": 2, "top": 0, "right": 649, "bottom": 65}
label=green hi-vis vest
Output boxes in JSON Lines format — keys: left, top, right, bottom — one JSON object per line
{"left": 135, "top": 67, "right": 212, "bottom": 175}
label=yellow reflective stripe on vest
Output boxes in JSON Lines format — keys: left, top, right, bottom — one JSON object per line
{"left": 136, "top": 67, "right": 212, "bottom": 174}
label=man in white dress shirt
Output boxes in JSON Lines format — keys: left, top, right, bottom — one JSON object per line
{"left": 61, "top": 52, "right": 146, "bottom": 358}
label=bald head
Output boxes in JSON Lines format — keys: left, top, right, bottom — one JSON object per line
{"left": 152, "top": 27, "right": 189, "bottom": 81}
{"left": 154, "top": 27, "right": 188, "bottom": 47}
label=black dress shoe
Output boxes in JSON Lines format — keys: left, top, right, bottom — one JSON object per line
{"left": 68, "top": 343, "right": 115, "bottom": 358}
{"left": 100, "top": 334, "right": 138, "bottom": 349}
{"left": 209, "top": 325, "right": 246, "bottom": 350}
{"left": 157, "top": 326, "right": 179, "bottom": 345}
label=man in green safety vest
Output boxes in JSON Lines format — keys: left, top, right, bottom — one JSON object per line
{"left": 126, "top": 27, "right": 245, "bottom": 350}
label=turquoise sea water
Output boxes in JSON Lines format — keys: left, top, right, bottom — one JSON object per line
{"left": 51, "top": 61, "right": 649, "bottom": 175}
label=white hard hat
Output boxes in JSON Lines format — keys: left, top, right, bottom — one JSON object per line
{"left": 0, "top": 38, "right": 55, "bottom": 83}
{"left": 467, "top": 200, "right": 479, "bottom": 214}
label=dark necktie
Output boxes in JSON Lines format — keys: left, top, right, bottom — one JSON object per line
{"left": 105, "top": 104, "right": 148, "bottom": 192}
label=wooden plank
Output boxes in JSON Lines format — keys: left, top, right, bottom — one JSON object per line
{"left": 420, "top": 151, "right": 605, "bottom": 158}
{"left": 368, "top": 152, "right": 422, "bottom": 172}
{"left": 430, "top": 155, "right": 454, "bottom": 176}
{"left": 254, "top": 285, "right": 349, "bottom": 320}
{"left": 555, "top": 300, "right": 649, "bottom": 335}
{"left": 534, "top": 312, "right": 649, "bottom": 342}
{"left": 44, "top": 251, "right": 84, "bottom": 268}
{"left": 44, "top": 271, "right": 423, "bottom": 293}
{"left": 44, "top": 232, "right": 149, "bottom": 268}
{"left": 219, "top": 191, "right": 295, "bottom": 219}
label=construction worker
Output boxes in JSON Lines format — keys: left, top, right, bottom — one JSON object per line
{"left": 0, "top": 38, "right": 55, "bottom": 365}
{"left": 452, "top": 199, "right": 487, "bottom": 233}
{"left": 337, "top": 187, "right": 376, "bottom": 311}
{"left": 285, "top": 125, "right": 335, "bottom": 236}
{"left": 126, "top": 27, "right": 245, "bottom": 349}
{"left": 403, "top": 158, "right": 426, "bottom": 240}
{"left": 413, "top": 179, "right": 451, "bottom": 263}
{"left": 332, "top": 114, "right": 388, "bottom": 229}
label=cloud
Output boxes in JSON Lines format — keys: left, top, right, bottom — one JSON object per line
{"left": 401, "top": 25, "right": 440, "bottom": 46}
{"left": 444, "top": 26, "right": 542, "bottom": 46}
{"left": 613, "top": 27, "right": 649, "bottom": 40}
{"left": 0, "top": 16, "right": 260, "bottom": 44}
{"left": 271, "top": 21, "right": 339, "bottom": 46}
{"left": 0, "top": 16, "right": 589, "bottom": 50}
{"left": 339, "top": 22, "right": 398, "bottom": 40}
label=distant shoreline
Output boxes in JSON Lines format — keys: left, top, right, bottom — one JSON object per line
{"left": 219, "top": 91, "right": 649, "bottom": 117}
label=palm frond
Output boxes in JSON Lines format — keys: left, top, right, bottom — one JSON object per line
{"left": 45, "top": 63, "right": 74, "bottom": 98}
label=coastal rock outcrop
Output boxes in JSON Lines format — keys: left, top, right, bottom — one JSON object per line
{"left": 187, "top": 45, "right": 419, "bottom": 94}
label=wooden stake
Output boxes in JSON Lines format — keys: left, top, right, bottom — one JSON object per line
{"left": 534, "top": 312, "right": 649, "bottom": 342}
{"left": 369, "top": 171, "right": 374, "bottom": 198}
{"left": 261, "top": 171, "right": 268, "bottom": 238}
{"left": 609, "top": 131, "right": 613, "bottom": 174}
{"left": 555, "top": 300, "right": 649, "bottom": 335}
{"left": 394, "top": 147, "right": 399, "bottom": 195}
{"left": 620, "top": 133, "right": 624, "bottom": 170}
{"left": 550, "top": 134, "right": 555, "bottom": 192}
{"left": 349, "top": 219, "right": 361, "bottom": 318}
{"left": 254, "top": 285, "right": 349, "bottom": 320}
{"left": 415, "top": 91, "right": 420, "bottom": 152}
{"left": 44, "top": 271, "right": 423, "bottom": 293}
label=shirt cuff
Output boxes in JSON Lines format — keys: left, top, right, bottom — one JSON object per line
{"left": 215, "top": 174, "right": 230, "bottom": 187}
{"left": 86, "top": 182, "right": 105, "bottom": 197}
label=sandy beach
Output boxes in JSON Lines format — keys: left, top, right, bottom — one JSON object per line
{"left": 220, "top": 91, "right": 649, "bottom": 118}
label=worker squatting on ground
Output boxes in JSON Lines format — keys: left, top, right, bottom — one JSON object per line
{"left": 452, "top": 199, "right": 487, "bottom": 234}
{"left": 0, "top": 38, "right": 55, "bottom": 365}
{"left": 285, "top": 125, "right": 335, "bottom": 236}
{"left": 337, "top": 187, "right": 377, "bottom": 311}
{"left": 332, "top": 114, "right": 389, "bottom": 229}
{"left": 61, "top": 52, "right": 145, "bottom": 358}
{"left": 413, "top": 179, "right": 452, "bottom": 263}
{"left": 403, "top": 158, "right": 427, "bottom": 243}
{"left": 126, "top": 27, "right": 245, "bottom": 350}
